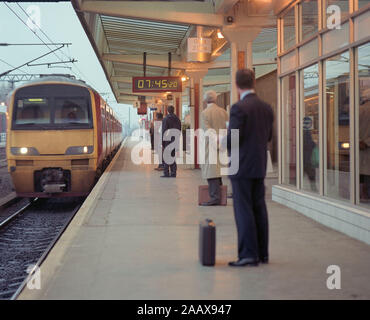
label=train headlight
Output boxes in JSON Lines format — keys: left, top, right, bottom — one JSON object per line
{"left": 10, "top": 147, "right": 39, "bottom": 155}
{"left": 65, "top": 146, "right": 93, "bottom": 155}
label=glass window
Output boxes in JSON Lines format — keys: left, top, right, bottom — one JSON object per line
{"left": 354, "top": 9, "right": 370, "bottom": 42}
{"left": 283, "top": 8, "right": 296, "bottom": 51}
{"left": 13, "top": 84, "right": 92, "bottom": 130}
{"left": 54, "top": 97, "right": 90, "bottom": 124}
{"left": 302, "top": 64, "right": 320, "bottom": 193}
{"left": 299, "top": 38, "right": 319, "bottom": 65}
{"left": 301, "top": 0, "right": 318, "bottom": 41}
{"left": 357, "top": 42, "right": 370, "bottom": 207}
{"left": 14, "top": 98, "right": 51, "bottom": 125}
{"left": 324, "top": 51, "right": 350, "bottom": 201}
{"left": 326, "top": 0, "right": 349, "bottom": 24}
{"left": 323, "top": 22, "right": 349, "bottom": 55}
{"left": 282, "top": 74, "right": 297, "bottom": 186}
{"left": 358, "top": 0, "right": 369, "bottom": 9}
{"left": 281, "top": 50, "right": 296, "bottom": 73}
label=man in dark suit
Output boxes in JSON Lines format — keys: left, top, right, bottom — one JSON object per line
{"left": 227, "top": 68, "right": 273, "bottom": 267}
{"left": 161, "top": 105, "right": 181, "bottom": 178}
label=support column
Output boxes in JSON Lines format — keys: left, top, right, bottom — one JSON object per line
{"left": 222, "top": 26, "right": 261, "bottom": 106}
{"left": 185, "top": 66, "right": 208, "bottom": 169}
{"left": 246, "top": 41, "right": 253, "bottom": 69}
{"left": 230, "top": 42, "right": 238, "bottom": 106}
{"left": 175, "top": 94, "right": 182, "bottom": 120}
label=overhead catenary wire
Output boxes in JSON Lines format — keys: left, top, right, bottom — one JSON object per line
{"left": 0, "top": 45, "right": 65, "bottom": 77}
{"left": 4, "top": 3, "right": 115, "bottom": 103}
{"left": 3, "top": 3, "right": 66, "bottom": 63}
{"left": 0, "top": 43, "right": 71, "bottom": 46}
{"left": 0, "top": 58, "right": 29, "bottom": 75}
{"left": 3, "top": 3, "right": 92, "bottom": 86}
{"left": 15, "top": 3, "right": 98, "bottom": 88}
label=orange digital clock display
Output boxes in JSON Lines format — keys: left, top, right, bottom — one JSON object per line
{"left": 132, "top": 77, "right": 182, "bottom": 93}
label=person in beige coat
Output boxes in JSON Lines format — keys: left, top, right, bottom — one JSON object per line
{"left": 200, "top": 90, "right": 229, "bottom": 206}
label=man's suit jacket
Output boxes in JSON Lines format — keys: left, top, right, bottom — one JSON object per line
{"left": 227, "top": 93, "right": 273, "bottom": 179}
{"left": 162, "top": 113, "right": 181, "bottom": 149}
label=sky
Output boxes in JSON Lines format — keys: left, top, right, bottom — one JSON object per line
{"left": 0, "top": 1, "right": 140, "bottom": 130}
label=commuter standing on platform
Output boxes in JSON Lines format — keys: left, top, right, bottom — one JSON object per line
{"left": 154, "top": 112, "right": 164, "bottom": 171}
{"left": 150, "top": 119, "right": 155, "bottom": 151}
{"left": 161, "top": 106, "right": 181, "bottom": 178}
{"left": 227, "top": 69, "right": 273, "bottom": 267}
{"left": 200, "top": 90, "right": 229, "bottom": 206}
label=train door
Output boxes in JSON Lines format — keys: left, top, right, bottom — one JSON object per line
{"left": 109, "top": 110, "right": 113, "bottom": 153}
{"left": 104, "top": 104, "right": 108, "bottom": 158}
{"left": 101, "top": 104, "right": 106, "bottom": 158}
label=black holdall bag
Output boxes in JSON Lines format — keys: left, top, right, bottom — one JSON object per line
{"left": 199, "top": 219, "right": 216, "bottom": 266}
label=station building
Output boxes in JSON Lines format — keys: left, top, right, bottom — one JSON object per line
{"left": 71, "top": 0, "right": 370, "bottom": 245}
{"left": 272, "top": 0, "right": 370, "bottom": 245}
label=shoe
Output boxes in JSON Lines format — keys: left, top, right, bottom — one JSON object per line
{"left": 170, "top": 175, "right": 176, "bottom": 178}
{"left": 228, "top": 258, "right": 259, "bottom": 267}
{"left": 260, "top": 257, "right": 269, "bottom": 264}
{"left": 160, "top": 175, "right": 171, "bottom": 178}
{"left": 200, "top": 200, "right": 220, "bottom": 206}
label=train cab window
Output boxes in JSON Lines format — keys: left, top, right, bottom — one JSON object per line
{"left": 55, "top": 98, "right": 90, "bottom": 124}
{"left": 14, "top": 98, "right": 51, "bottom": 125}
{"left": 13, "top": 84, "right": 92, "bottom": 130}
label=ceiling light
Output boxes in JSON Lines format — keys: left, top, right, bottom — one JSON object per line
{"left": 217, "top": 31, "right": 224, "bottom": 39}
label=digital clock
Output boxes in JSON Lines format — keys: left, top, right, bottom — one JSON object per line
{"left": 132, "top": 76, "right": 182, "bottom": 93}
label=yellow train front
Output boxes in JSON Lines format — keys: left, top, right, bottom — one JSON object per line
{"left": 6, "top": 76, "right": 122, "bottom": 198}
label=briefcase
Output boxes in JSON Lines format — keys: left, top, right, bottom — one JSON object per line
{"left": 199, "top": 219, "right": 216, "bottom": 266}
{"left": 198, "top": 185, "right": 227, "bottom": 206}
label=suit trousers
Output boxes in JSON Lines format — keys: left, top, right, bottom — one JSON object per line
{"left": 164, "top": 161, "right": 177, "bottom": 176}
{"left": 207, "top": 178, "right": 222, "bottom": 202}
{"left": 231, "top": 178, "right": 269, "bottom": 260}
{"left": 163, "top": 142, "right": 177, "bottom": 176}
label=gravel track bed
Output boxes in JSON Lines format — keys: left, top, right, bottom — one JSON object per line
{"left": 0, "top": 198, "right": 83, "bottom": 299}
{"left": 0, "top": 147, "right": 14, "bottom": 200}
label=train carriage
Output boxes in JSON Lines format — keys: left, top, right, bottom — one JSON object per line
{"left": 6, "top": 75, "right": 122, "bottom": 197}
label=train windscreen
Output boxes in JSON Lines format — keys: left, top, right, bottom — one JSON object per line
{"left": 12, "top": 84, "right": 92, "bottom": 130}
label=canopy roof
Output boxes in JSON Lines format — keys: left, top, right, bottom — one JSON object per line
{"left": 72, "top": 0, "right": 280, "bottom": 104}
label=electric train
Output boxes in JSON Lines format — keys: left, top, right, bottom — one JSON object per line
{"left": 6, "top": 75, "right": 122, "bottom": 197}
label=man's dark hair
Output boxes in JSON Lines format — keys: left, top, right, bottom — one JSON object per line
{"left": 236, "top": 68, "right": 255, "bottom": 89}
{"left": 156, "top": 112, "right": 163, "bottom": 120}
{"left": 167, "top": 105, "right": 175, "bottom": 114}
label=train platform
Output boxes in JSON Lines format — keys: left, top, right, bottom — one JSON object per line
{"left": 19, "top": 137, "right": 370, "bottom": 300}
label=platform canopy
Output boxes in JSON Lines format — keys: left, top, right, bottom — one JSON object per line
{"left": 71, "top": 0, "right": 281, "bottom": 105}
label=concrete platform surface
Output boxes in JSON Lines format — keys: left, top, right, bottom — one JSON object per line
{"left": 19, "top": 138, "right": 370, "bottom": 300}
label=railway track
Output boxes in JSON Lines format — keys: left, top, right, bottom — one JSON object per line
{"left": 0, "top": 197, "right": 83, "bottom": 300}
{"left": 0, "top": 159, "right": 7, "bottom": 169}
